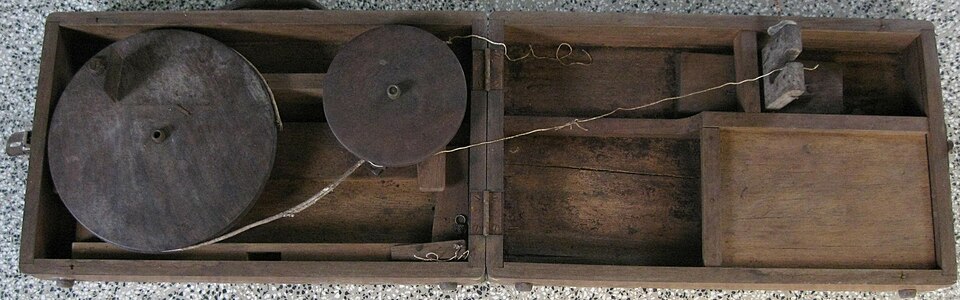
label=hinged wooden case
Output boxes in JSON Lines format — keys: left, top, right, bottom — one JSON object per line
{"left": 18, "top": 10, "right": 956, "bottom": 292}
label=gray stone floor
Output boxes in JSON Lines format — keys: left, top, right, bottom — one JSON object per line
{"left": 1, "top": 0, "right": 958, "bottom": 298}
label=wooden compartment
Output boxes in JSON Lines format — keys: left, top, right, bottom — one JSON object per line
{"left": 484, "top": 12, "right": 955, "bottom": 292}
{"left": 702, "top": 127, "right": 935, "bottom": 269}
{"left": 20, "top": 11, "right": 487, "bottom": 285}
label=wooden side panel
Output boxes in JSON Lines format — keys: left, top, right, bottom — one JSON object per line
{"left": 915, "top": 30, "right": 957, "bottom": 275}
{"left": 502, "top": 135, "right": 701, "bottom": 266}
{"left": 716, "top": 128, "right": 936, "bottom": 269}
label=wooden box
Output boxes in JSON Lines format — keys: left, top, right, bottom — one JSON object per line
{"left": 17, "top": 10, "right": 955, "bottom": 293}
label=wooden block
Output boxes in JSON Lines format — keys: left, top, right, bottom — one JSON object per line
{"left": 713, "top": 128, "right": 936, "bottom": 269}
{"left": 764, "top": 62, "right": 806, "bottom": 109}
{"left": 676, "top": 53, "right": 738, "bottom": 115}
{"left": 761, "top": 21, "right": 802, "bottom": 73}
{"left": 390, "top": 240, "right": 466, "bottom": 261}
{"left": 417, "top": 154, "right": 446, "bottom": 192}
{"left": 762, "top": 21, "right": 805, "bottom": 109}
{"left": 778, "top": 61, "right": 844, "bottom": 114}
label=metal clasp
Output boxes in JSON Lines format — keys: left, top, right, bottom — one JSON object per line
{"left": 5, "top": 130, "right": 31, "bottom": 157}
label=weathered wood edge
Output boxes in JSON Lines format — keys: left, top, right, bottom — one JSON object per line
{"left": 488, "top": 12, "right": 934, "bottom": 32}
{"left": 486, "top": 262, "right": 952, "bottom": 291}
{"left": 915, "top": 30, "right": 958, "bottom": 277}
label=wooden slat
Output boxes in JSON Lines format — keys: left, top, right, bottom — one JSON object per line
{"left": 490, "top": 262, "right": 952, "bottom": 291}
{"left": 700, "top": 128, "right": 722, "bottom": 267}
{"left": 716, "top": 128, "right": 936, "bottom": 269}
{"left": 701, "top": 111, "right": 928, "bottom": 133}
{"left": 54, "top": 11, "right": 481, "bottom": 43}
{"left": 733, "top": 31, "right": 761, "bottom": 112}
{"left": 73, "top": 242, "right": 397, "bottom": 261}
{"left": 23, "top": 259, "right": 482, "bottom": 285}
{"left": 262, "top": 73, "right": 324, "bottom": 92}
{"left": 390, "top": 240, "right": 466, "bottom": 261}
{"left": 504, "top": 115, "right": 702, "bottom": 139}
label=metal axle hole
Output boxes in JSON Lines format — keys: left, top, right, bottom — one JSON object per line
{"left": 386, "top": 84, "right": 401, "bottom": 100}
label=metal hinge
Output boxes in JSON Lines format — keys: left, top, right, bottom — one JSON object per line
{"left": 5, "top": 130, "right": 32, "bottom": 157}
{"left": 480, "top": 189, "right": 503, "bottom": 236}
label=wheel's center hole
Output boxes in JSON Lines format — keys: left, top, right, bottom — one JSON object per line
{"left": 151, "top": 129, "right": 166, "bottom": 143}
{"left": 386, "top": 84, "right": 401, "bottom": 100}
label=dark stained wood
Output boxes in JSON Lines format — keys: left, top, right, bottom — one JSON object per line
{"left": 714, "top": 128, "right": 936, "bottom": 269}
{"left": 676, "top": 53, "right": 737, "bottom": 115}
{"left": 417, "top": 154, "right": 446, "bottom": 192}
{"left": 271, "top": 123, "right": 417, "bottom": 181}
{"left": 505, "top": 115, "right": 702, "bottom": 139}
{"left": 74, "top": 242, "right": 397, "bottom": 261}
{"left": 799, "top": 51, "right": 914, "bottom": 116}
{"left": 503, "top": 135, "right": 701, "bottom": 266}
{"left": 777, "top": 61, "right": 844, "bottom": 114}
{"left": 430, "top": 151, "right": 470, "bottom": 242}
{"left": 733, "top": 31, "right": 761, "bottom": 112}
{"left": 504, "top": 47, "right": 677, "bottom": 118}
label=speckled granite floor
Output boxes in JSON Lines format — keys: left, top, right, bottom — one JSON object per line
{"left": 2, "top": 0, "right": 958, "bottom": 299}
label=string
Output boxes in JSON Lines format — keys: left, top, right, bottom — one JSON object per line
{"left": 447, "top": 35, "right": 592, "bottom": 66}
{"left": 413, "top": 243, "right": 470, "bottom": 262}
{"left": 164, "top": 159, "right": 366, "bottom": 252}
{"left": 435, "top": 64, "right": 820, "bottom": 155}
